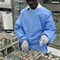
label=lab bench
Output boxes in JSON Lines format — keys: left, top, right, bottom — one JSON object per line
{"left": 49, "top": 34, "right": 60, "bottom": 49}
{"left": 48, "top": 34, "right": 60, "bottom": 57}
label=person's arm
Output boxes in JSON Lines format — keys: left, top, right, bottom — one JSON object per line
{"left": 15, "top": 12, "right": 27, "bottom": 43}
{"left": 42, "top": 12, "right": 56, "bottom": 43}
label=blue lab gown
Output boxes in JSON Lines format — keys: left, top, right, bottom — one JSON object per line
{"left": 15, "top": 6, "right": 56, "bottom": 53}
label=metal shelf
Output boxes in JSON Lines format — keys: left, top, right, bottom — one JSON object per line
{"left": 0, "top": 40, "right": 19, "bottom": 51}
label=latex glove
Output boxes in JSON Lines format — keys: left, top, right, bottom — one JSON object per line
{"left": 21, "top": 40, "right": 28, "bottom": 52}
{"left": 39, "top": 35, "right": 48, "bottom": 46}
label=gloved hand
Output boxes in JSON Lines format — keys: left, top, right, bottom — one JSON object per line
{"left": 39, "top": 35, "right": 48, "bottom": 46}
{"left": 21, "top": 40, "right": 28, "bottom": 52}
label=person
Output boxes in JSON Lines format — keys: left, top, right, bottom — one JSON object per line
{"left": 15, "top": 0, "right": 56, "bottom": 53}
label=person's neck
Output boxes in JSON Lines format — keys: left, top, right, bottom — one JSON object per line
{"left": 31, "top": 3, "right": 38, "bottom": 10}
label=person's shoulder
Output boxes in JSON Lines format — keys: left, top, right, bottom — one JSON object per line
{"left": 40, "top": 6, "right": 52, "bottom": 15}
{"left": 20, "top": 6, "right": 28, "bottom": 13}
